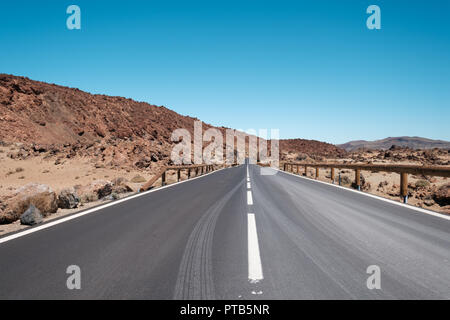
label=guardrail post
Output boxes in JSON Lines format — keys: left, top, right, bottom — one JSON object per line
{"left": 355, "top": 169, "right": 361, "bottom": 190}
{"left": 304, "top": 165, "right": 307, "bottom": 176}
{"left": 315, "top": 167, "right": 319, "bottom": 179}
{"left": 400, "top": 172, "right": 408, "bottom": 203}
{"left": 177, "top": 169, "right": 181, "bottom": 182}
{"left": 331, "top": 168, "right": 335, "bottom": 183}
{"left": 338, "top": 172, "right": 341, "bottom": 186}
{"left": 188, "top": 168, "right": 191, "bottom": 179}
{"left": 296, "top": 165, "right": 300, "bottom": 174}
{"left": 161, "top": 170, "right": 166, "bottom": 186}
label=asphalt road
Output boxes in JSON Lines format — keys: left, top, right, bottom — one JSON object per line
{"left": 0, "top": 164, "right": 449, "bottom": 299}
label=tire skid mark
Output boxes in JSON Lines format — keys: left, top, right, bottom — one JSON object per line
{"left": 174, "top": 182, "right": 243, "bottom": 299}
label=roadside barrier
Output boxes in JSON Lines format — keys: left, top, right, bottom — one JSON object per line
{"left": 140, "top": 164, "right": 221, "bottom": 192}
{"left": 280, "top": 162, "right": 450, "bottom": 203}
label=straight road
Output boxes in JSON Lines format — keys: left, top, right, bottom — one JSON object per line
{"left": 0, "top": 164, "right": 449, "bottom": 299}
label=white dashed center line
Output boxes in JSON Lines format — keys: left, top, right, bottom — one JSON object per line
{"left": 247, "top": 190, "right": 253, "bottom": 205}
{"left": 247, "top": 213, "right": 263, "bottom": 281}
{"left": 246, "top": 164, "right": 263, "bottom": 282}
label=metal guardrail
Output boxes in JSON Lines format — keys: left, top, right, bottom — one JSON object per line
{"left": 281, "top": 162, "right": 450, "bottom": 203}
{"left": 139, "top": 164, "right": 220, "bottom": 192}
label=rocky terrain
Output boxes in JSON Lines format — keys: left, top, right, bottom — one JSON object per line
{"left": 0, "top": 74, "right": 448, "bottom": 232}
{"left": 280, "top": 139, "right": 346, "bottom": 160}
{"left": 0, "top": 74, "right": 348, "bottom": 231}
{"left": 0, "top": 74, "right": 343, "bottom": 168}
{"left": 338, "top": 136, "right": 450, "bottom": 151}
{"left": 287, "top": 145, "right": 450, "bottom": 214}
{"left": 0, "top": 73, "right": 223, "bottom": 170}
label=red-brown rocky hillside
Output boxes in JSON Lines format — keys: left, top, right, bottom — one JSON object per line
{"left": 0, "top": 74, "right": 221, "bottom": 168}
{"left": 280, "top": 139, "right": 346, "bottom": 160}
{"left": 0, "top": 74, "right": 346, "bottom": 167}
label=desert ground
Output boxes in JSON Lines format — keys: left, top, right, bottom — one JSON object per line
{"left": 0, "top": 143, "right": 192, "bottom": 236}
{"left": 1, "top": 143, "right": 449, "bottom": 237}
{"left": 281, "top": 146, "right": 450, "bottom": 215}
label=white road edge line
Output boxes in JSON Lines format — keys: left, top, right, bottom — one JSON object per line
{"left": 247, "top": 213, "right": 263, "bottom": 281}
{"left": 247, "top": 190, "right": 253, "bottom": 205}
{"left": 267, "top": 166, "right": 450, "bottom": 221}
{"left": 0, "top": 166, "right": 232, "bottom": 245}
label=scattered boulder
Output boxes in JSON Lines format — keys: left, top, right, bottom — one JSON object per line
{"left": 20, "top": 204, "right": 43, "bottom": 226}
{"left": 1, "top": 183, "right": 58, "bottom": 223}
{"left": 80, "top": 192, "right": 98, "bottom": 203}
{"left": 32, "top": 144, "right": 47, "bottom": 153}
{"left": 103, "top": 192, "right": 119, "bottom": 201}
{"left": 0, "top": 199, "right": 16, "bottom": 224}
{"left": 96, "top": 182, "right": 112, "bottom": 198}
{"left": 57, "top": 188, "right": 80, "bottom": 209}
{"left": 112, "top": 177, "right": 133, "bottom": 194}
{"left": 433, "top": 184, "right": 450, "bottom": 206}
{"left": 150, "top": 153, "right": 159, "bottom": 162}
{"left": 113, "top": 184, "right": 133, "bottom": 194}
{"left": 75, "top": 180, "right": 112, "bottom": 202}
{"left": 135, "top": 157, "right": 151, "bottom": 169}
{"left": 423, "top": 200, "right": 435, "bottom": 207}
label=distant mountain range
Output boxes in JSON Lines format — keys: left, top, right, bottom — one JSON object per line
{"left": 338, "top": 137, "right": 450, "bottom": 151}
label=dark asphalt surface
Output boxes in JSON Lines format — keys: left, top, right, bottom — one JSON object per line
{"left": 0, "top": 164, "right": 449, "bottom": 299}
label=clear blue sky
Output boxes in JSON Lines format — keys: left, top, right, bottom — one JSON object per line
{"left": 1, "top": 0, "right": 449, "bottom": 144}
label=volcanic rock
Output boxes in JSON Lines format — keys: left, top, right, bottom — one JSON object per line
{"left": 20, "top": 204, "right": 43, "bottom": 226}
